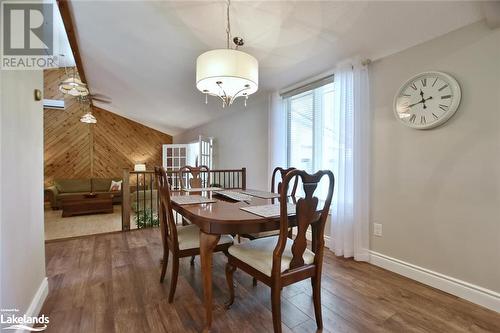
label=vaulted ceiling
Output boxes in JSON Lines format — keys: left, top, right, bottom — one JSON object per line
{"left": 67, "top": 1, "right": 484, "bottom": 135}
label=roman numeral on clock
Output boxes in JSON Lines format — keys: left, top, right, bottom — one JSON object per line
{"left": 409, "top": 114, "right": 416, "bottom": 123}
{"left": 439, "top": 104, "right": 449, "bottom": 111}
{"left": 441, "top": 95, "right": 452, "bottom": 99}
{"left": 438, "top": 84, "right": 448, "bottom": 91}
{"left": 432, "top": 113, "right": 439, "bottom": 119}
{"left": 410, "top": 82, "right": 417, "bottom": 90}
{"left": 421, "top": 78, "right": 427, "bottom": 87}
{"left": 432, "top": 78, "right": 438, "bottom": 87}
{"left": 420, "top": 116, "right": 426, "bottom": 124}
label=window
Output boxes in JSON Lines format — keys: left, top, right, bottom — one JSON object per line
{"left": 283, "top": 77, "right": 336, "bottom": 198}
{"left": 285, "top": 78, "right": 336, "bottom": 172}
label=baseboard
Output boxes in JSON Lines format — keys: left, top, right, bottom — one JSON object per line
{"left": 369, "top": 251, "right": 500, "bottom": 313}
{"left": 303, "top": 229, "right": 333, "bottom": 246}
{"left": 21, "top": 277, "right": 49, "bottom": 332}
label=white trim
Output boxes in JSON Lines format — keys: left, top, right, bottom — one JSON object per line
{"left": 369, "top": 251, "right": 500, "bottom": 313}
{"left": 21, "top": 277, "right": 49, "bottom": 332}
{"left": 324, "top": 234, "right": 370, "bottom": 262}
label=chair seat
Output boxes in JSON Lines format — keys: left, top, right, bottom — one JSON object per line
{"left": 245, "top": 230, "right": 280, "bottom": 239}
{"left": 228, "top": 236, "right": 315, "bottom": 276}
{"left": 177, "top": 224, "right": 233, "bottom": 250}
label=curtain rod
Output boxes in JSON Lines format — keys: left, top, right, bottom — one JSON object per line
{"left": 280, "top": 58, "right": 371, "bottom": 97}
{"left": 280, "top": 75, "right": 334, "bottom": 98}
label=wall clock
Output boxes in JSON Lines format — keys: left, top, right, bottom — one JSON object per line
{"left": 393, "top": 71, "right": 461, "bottom": 129}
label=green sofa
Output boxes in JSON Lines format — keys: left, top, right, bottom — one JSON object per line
{"left": 45, "top": 178, "right": 122, "bottom": 210}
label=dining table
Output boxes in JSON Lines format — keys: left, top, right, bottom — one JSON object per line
{"left": 169, "top": 189, "right": 296, "bottom": 332}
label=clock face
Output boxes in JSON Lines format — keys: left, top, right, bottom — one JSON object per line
{"left": 393, "top": 71, "right": 461, "bottom": 129}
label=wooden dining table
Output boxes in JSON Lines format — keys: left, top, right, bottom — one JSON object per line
{"left": 170, "top": 189, "right": 290, "bottom": 332}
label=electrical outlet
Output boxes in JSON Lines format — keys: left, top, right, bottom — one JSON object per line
{"left": 373, "top": 223, "right": 383, "bottom": 237}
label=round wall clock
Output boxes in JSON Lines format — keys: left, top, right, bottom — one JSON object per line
{"left": 393, "top": 71, "right": 461, "bottom": 129}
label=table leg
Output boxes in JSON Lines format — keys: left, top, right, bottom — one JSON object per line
{"left": 200, "top": 231, "right": 221, "bottom": 332}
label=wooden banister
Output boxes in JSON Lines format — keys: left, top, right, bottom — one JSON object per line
{"left": 121, "top": 167, "right": 247, "bottom": 230}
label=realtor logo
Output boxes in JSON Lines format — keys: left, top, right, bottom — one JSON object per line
{"left": 1, "top": 1, "right": 58, "bottom": 69}
{"left": 1, "top": 308, "right": 49, "bottom": 331}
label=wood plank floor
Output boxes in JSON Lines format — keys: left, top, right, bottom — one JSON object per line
{"left": 41, "top": 229, "right": 500, "bottom": 333}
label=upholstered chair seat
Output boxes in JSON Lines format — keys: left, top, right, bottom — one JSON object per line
{"left": 178, "top": 224, "right": 233, "bottom": 250}
{"left": 228, "top": 236, "right": 314, "bottom": 276}
{"left": 244, "top": 230, "right": 279, "bottom": 239}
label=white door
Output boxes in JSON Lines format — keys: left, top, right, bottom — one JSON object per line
{"left": 198, "top": 135, "right": 213, "bottom": 169}
{"left": 162, "top": 144, "right": 190, "bottom": 189}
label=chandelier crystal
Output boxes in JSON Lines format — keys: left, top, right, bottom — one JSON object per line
{"left": 196, "top": 0, "right": 258, "bottom": 108}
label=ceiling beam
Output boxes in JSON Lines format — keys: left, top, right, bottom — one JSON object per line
{"left": 57, "top": 0, "right": 88, "bottom": 85}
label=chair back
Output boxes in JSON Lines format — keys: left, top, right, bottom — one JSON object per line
{"left": 179, "top": 165, "right": 210, "bottom": 189}
{"left": 273, "top": 169, "right": 334, "bottom": 274}
{"left": 155, "top": 166, "right": 179, "bottom": 251}
{"left": 271, "top": 167, "right": 298, "bottom": 197}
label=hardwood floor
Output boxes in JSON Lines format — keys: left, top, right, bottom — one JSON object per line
{"left": 41, "top": 229, "right": 500, "bottom": 333}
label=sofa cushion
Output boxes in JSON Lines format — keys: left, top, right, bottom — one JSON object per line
{"left": 92, "top": 178, "right": 121, "bottom": 192}
{"left": 57, "top": 192, "right": 94, "bottom": 199}
{"left": 54, "top": 179, "right": 91, "bottom": 193}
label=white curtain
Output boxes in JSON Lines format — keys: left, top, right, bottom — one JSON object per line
{"left": 267, "top": 92, "right": 287, "bottom": 186}
{"left": 330, "top": 59, "right": 370, "bottom": 261}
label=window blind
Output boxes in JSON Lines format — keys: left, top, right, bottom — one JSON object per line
{"left": 287, "top": 91, "right": 314, "bottom": 172}
{"left": 283, "top": 78, "right": 335, "bottom": 199}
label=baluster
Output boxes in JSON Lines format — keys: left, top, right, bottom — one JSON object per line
{"left": 122, "top": 169, "right": 131, "bottom": 231}
{"left": 142, "top": 173, "right": 146, "bottom": 228}
{"left": 150, "top": 172, "right": 153, "bottom": 228}
{"left": 136, "top": 173, "right": 139, "bottom": 229}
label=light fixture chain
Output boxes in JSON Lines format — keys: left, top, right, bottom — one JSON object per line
{"left": 226, "top": 0, "right": 231, "bottom": 49}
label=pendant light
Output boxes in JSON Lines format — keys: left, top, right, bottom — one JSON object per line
{"left": 78, "top": 96, "right": 97, "bottom": 124}
{"left": 196, "top": 0, "right": 258, "bottom": 108}
{"left": 59, "top": 67, "right": 89, "bottom": 97}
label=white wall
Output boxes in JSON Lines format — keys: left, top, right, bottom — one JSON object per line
{"left": 174, "top": 20, "right": 499, "bottom": 301}
{"left": 370, "top": 21, "right": 500, "bottom": 293}
{"left": 0, "top": 71, "right": 47, "bottom": 319}
{"left": 174, "top": 95, "right": 270, "bottom": 191}
{"left": 0, "top": 66, "right": 2, "bottom": 309}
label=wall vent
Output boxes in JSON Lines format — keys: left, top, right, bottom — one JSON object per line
{"left": 43, "top": 99, "right": 65, "bottom": 110}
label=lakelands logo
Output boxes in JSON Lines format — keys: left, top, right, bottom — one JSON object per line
{"left": 1, "top": 309, "right": 49, "bottom": 331}
{"left": 1, "top": 1, "right": 59, "bottom": 70}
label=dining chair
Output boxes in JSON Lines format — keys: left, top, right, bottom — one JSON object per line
{"left": 272, "top": 166, "right": 298, "bottom": 197}
{"left": 225, "top": 169, "right": 335, "bottom": 333}
{"left": 154, "top": 166, "right": 233, "bottom": 303}
{"left": 243, "top": 167, "right": 299, "bottom": 240}
{"left": 178, "top": 165, "right": 210, "bottom": 232}
{"left": 179, "top": 165, "right": 210, "bottom": 189}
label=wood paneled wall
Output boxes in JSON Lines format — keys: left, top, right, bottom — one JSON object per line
{"left": 44, "top": 68, "right": 172, "bottom": 186}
